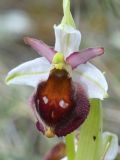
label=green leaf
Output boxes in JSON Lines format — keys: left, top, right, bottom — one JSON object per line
{"left": 75, "top": 99, "right": 102, "bottom": 160}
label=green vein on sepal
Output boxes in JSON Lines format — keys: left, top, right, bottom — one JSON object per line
{"left": 5, "top": 71, "right": 47, "bottom": 84}
{"left": 75, "top": 70, "right": 107, "bottom": 97}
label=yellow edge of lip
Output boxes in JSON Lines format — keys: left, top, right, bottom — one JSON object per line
{"left": 45, "top": 127, "right": 55, "bottom": 138}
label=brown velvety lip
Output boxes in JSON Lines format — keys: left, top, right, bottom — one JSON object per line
{"left": 34, "top": 68, "right": 90, "bottom": 137}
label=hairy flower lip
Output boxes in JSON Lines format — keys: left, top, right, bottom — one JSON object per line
{"left": 32, "top": 68, "right": 90, "bottom": 137}
{"left": 34, "top": 68, "right": 73, "bottom": 126}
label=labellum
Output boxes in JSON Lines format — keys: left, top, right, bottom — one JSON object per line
{"left": 34, "top": 67, "right": 90, "bottom": 137}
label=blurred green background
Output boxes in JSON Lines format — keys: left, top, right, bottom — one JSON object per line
{"left": 0, "top": 0, "right": 120, "bottom": 159}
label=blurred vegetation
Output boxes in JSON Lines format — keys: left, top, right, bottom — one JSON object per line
{"left": 0, "top": 0, "right": 120, "bottom": 159}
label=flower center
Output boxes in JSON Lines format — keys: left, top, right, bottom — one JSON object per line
{"left": 52, "top": 52, "right": 65, "bottom": 70}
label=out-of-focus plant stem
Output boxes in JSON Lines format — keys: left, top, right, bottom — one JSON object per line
{"left": 75, "top": 99, "right": 102, "bottom": 160}
{"left": 65, "top": 133, "right": 75, "bottom": 160}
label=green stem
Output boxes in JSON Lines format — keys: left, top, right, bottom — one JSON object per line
{"left": 65, "top": 133, "right": 75, "bottom": 160}
{"left": 75, "top": 99, "right": 102, "bottom": 160}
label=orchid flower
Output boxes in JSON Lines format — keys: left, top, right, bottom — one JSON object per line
{"left": 6, "top": 0, "right": 108, "bottom": 138}
{"left": 5, "top": 0, "right": 118, "bottom": 159}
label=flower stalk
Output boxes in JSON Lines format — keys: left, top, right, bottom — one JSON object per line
{"left": 75, "top": 99, "right": 102, "bottom": 160}
{"left": 65, "top": 133, "right": 75, "bottom": 160}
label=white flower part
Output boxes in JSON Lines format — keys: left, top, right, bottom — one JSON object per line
{"left": 61, "top": 157, "right": 67, "bottom": 160}
{"left": 6, "top": 57, "right": 50, "bottom": 87}
{"left": 102, "top": 132, "right": 118, "bottom": 160}
{"left": 72, "top": 62, "right": 108, "bottom": 100}
{"left": 54, "top": 24, "right": 81, "bottom": 58}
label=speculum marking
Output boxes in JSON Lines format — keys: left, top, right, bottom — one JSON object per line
{"left": 59, "top": 99, "right": 69, "bottom": 109}
{"left": 42, "top": 96, "right": 49, "bottom": 104}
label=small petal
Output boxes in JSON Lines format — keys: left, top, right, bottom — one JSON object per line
{"left": 72, "top": 62, "right": 108, "bottom": 100}
{"left": 66, "top": 47, "right": 104, "bottom": 69}
{"left": 102, "top": 132, "right": 118, "bottom": 160}
{"left": 54, "top": 24, "right": 81, "bottom": 58}
{"left": 33, "top": 68, "right": 89, "bottom": 137}
{"left": 6, "top": 57, "right": 50, "bottom": 87}
{"left": 24, "top": 37, "right": 55, "bottom": 62}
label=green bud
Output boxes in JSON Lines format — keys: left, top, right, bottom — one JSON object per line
{"left": 61, "top": 0, "right": 76, "bottom": 28}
